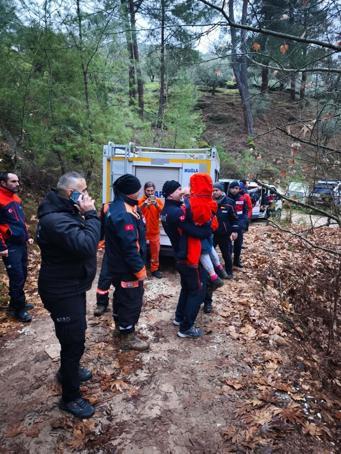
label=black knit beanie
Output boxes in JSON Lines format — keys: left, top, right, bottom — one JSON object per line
{"left": 213, "top": 182, "right": 224, "bottom": 191}
{"left": 162, "top": 180, "right": 181, "bottom": 198}
{"left": 113, "top": 174, "right": 141, "bottom": 195}
{"left": 229, "top": 180, "right": 240, "bottom": 189}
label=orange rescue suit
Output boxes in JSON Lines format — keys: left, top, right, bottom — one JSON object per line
{"left": 138, "top": 195, "right": 163, "bottom": 239}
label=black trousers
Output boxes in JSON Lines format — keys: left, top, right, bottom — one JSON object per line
{"left": 41, "top": 292, "right": 86, "bottom": 403}
{"left": 2, "top": 243, "right": 27, "bottom": 311}
{"left": 213, "top": 234, "right": 233, "bottom": 274}
{"left": 233, "top": 231, "right": 244, "bottom": 264}
{"left": 112, "top": 277, "right": 144, "bottom": 334}
{"left": 175, "top": 262, "right": 204, "bottom": 332}
{"left": 96, "top": 258, "right": 113, "bottom": 307}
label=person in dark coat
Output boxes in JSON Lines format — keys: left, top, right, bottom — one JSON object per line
{"left": 0, "top": 172, "right": 34, "bottom": 322}
{"left": 93, "top": 202, "right": 112, "bottom": 316}
{"left": 36, "top": 171, "right": 100, "bottom": 419}
{"left": 100, "top": 174, "right": 149, "bottom": 351}
{"left": 228, "top": 180, "right": 248, "bottom": 268}
{"left": 212, "top": 182, "right": 239, "bottom": 278}
{"left": 161, "top": 180, "right": 212, "bottom": 338}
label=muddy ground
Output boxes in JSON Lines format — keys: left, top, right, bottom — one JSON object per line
{"left": 0, "top": 223, "right": 339, "bottom": 453}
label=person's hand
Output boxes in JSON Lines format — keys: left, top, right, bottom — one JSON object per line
{"left": 78, "top": 194, "right": 96, "bottom": 213}
{"left": 230, "top": 232, "right": 238, "bottom": 241}
{"left": 28, "top": 238, "right": 34, "bottom": 245}
{"left": 0, "top": 249, "right": 8, "bottom": 257}
{"left": 143, "top": 199, "right": 151, "bottom": 207}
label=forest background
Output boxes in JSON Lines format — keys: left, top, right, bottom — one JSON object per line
{"left": 0, "top": 0, "right": 340, "bottom": 197}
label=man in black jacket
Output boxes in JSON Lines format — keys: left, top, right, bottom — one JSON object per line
{"left": 36, "top": 172, "right": 100, "bottom": 419}
{"left": 161, "top": 180, "right": 212, "bottom": 338}
{"left": 212, "top": 183, "right": 239, "bottom": 279}
{"left": 101, "top": 174, "right": 148, "bottom": 351}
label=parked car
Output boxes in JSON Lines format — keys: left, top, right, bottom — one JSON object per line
{"left": 333, "top": 182, "right": 341, "bottom": 208}
{"left": 248, "top": 182, "right": 270, "bottom": 220}
{"left": 286, "top": 181, "right": 309, "bottom": 202}
{"left": 309, "top": 180, "right": 339, "bottom": 206}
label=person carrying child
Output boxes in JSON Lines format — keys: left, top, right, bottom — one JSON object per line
{"left": 185, "top": 173, "right": 228, "bottom": 290}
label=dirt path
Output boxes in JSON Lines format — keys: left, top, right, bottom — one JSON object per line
{"left": 0, "top": 225, "right": 338, "bottom": 453}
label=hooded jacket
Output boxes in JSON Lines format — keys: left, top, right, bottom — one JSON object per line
{"left": 36, "top": 190, "right": 101, "bottom": 297}
{"left": 161, "top": 199, "right": 211, "bottom": 262}
{"left": 0, "top": 186, "right": 29, "bottom": 251}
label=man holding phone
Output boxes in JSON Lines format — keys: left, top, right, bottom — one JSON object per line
{"left": 138, "top": 181, "right": 163, "bottom": 278}
{"left": 36, "top": 172, "right": 100, "bottom": 419}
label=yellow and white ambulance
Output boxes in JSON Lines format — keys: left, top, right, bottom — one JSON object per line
{"left": 102, "top": 142, "right": 220, "bottom": 249}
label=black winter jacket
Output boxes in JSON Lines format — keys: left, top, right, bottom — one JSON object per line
{"left": 36, "top": 190, "right": 101, "bottom": 297}
{"left": 102, "top": 195, "right": 146, "bottom": 280}
{"left": 214, "top": 194, "right": 239, "bottom": 236}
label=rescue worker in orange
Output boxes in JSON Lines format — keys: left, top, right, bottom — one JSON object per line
{"left": 138, "top": 182, "right": 163, "bottom": 279}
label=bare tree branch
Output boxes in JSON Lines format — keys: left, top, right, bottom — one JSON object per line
{"left": 198, "top": 0, "right": 341, "bottom": 51}
{"left": 245, "top": 53, "right": 341, "bottom": 74}
{"left": 276, "top": 127, "right": 341, "bottom": 155}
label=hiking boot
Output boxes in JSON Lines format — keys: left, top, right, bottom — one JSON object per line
{"left": 211, "top": 276, "right": 224, "bottom": 291}
{"left": 215, "top": 267, "right": 229, "bottom": 279}
{"left": 120, "top": 333, "right": 149, "bottom": 351}
{"left": 234, "top": 261, "right": 244, "bottom": 269}
{"left": 59, "top": 397, "right": 95, "bottom": 419}
{"left": 172, "top": 319, "right": 181, "bottom": 326}
{"left": 151, "top": 270, "right": 162, "bottom": 279}
{"left": 12, "top": 309, "right": 32, "bottom": 323}
{"left": 177, "top": 326, "right": 203, "bottom": 338}
{"left": 57, "top": 367, "right": 92, "bottom": 384}
{"left": 94, "top": 304, "right": 107, "bottom": 316}
{"left": 203, "top": 303, "right": 213, "bottom": 314}
{"left": 7, "top": 304, "right": 33, "bottom": 315}
{"left": 226, "top": 273, "right": 234, "bottom": 280}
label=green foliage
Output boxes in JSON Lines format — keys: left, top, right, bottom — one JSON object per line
{"left": 162, "top": 78, "right": 204, "bottom": 148}
{"left": 194, "top": 61, "right": 233, "bottom": 93}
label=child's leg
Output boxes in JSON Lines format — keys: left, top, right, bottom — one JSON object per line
{"left": 200, "top": 253, "right": 215, "bottom": 275}
{"left": 209, "top": 246, "right": 221, "bottom": 267}
{"left": 200, "top": 253, "right": 221, "bottom": 281}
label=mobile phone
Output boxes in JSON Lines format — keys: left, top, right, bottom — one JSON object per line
{"left": 70, "top": 191, "right": 82, "bottom": 204}
{"left": 149, "top": 195, "right": 156, "bottom": 201}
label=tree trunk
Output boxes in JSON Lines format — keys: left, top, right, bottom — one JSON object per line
{"left": 290, "top": 73, "right": 296, "bottom": 100}
{"left": 128, "top": 0, "right": 144, "bottom": 117}
{"left": 300, "top": 71, "right": 306, "bottom": 99}
{"left": 121, "top": 0, "right": 136, "bottom": 103}
{"left": 229, "top": 0, "right": 254, "bottom": 136}
{"left": 156, "top": 0, "right": 166, "bottom": 129}
{"left": 76, "top": 0, "right": 94, "bottom": 181}
{"left": 261, "top": 66, "right": 269, "bottom": 93}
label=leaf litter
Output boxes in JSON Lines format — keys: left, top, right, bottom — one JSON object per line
{"left": 0, "top": 224, "right": 340, "bottom": 452}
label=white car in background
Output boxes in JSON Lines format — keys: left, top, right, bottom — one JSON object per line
{"left": 286, "top": 182, "right": 310, "bottom": 202}
{"left": 333, "top": 182, "right": 341, "bottom": 207}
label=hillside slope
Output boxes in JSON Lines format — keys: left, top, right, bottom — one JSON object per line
{"left": 198, "top": 90, "right": 340, "bottom": 183}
